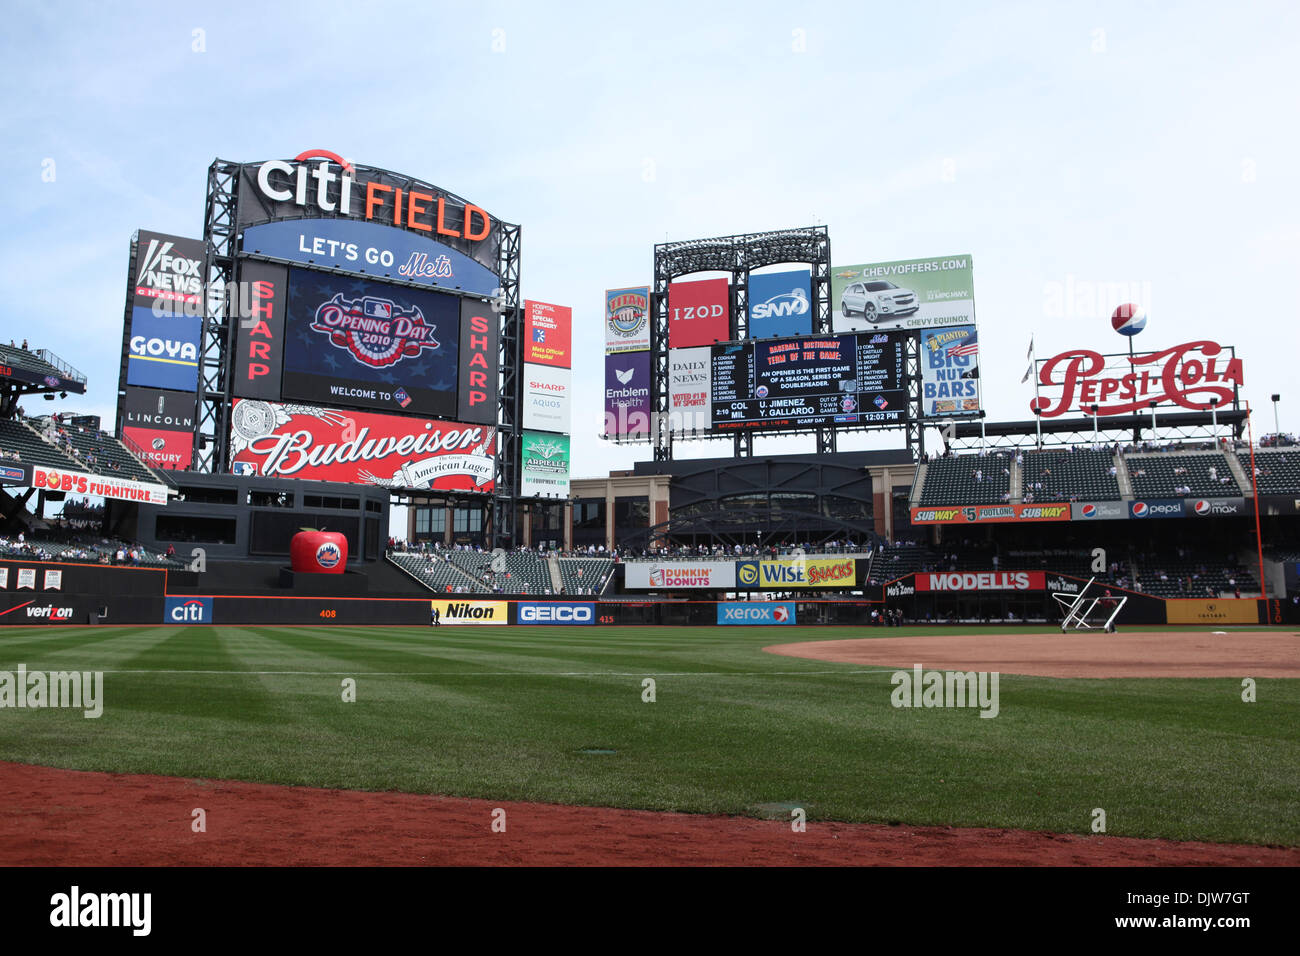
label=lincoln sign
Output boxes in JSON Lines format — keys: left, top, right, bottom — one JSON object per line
{"left": 1031, "top": 340, "right": 1242, "bottom": 417}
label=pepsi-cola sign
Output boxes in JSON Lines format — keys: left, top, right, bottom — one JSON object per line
{"left": 1031, "top": 340, "right": 1242, "bottom": 417}
{"left": 1130, "top": 499, "right": 1184, "bottom": 519}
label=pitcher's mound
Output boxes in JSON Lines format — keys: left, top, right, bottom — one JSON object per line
{"left": 765, "top": 630, "right": 1300, "bottom": 678}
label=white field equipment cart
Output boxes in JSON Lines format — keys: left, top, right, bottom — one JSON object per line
{"left": 1053, "top": 577, "right": 1126, "bottom": 633}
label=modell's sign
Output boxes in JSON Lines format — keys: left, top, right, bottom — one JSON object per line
{"left": 29, "top": 466, "right": 169, "bottom": 505}
{"left": 916, "top": 572, "right": 1046, "bottom": 592}
{"left": 1031, "top": 340, "right": 1242, "bottom": 417}
{"left": 228, "top": 400, "right": 495, "bottom": 492}
{"left": 240, "top": 150, "right": 500, "bottom": 270}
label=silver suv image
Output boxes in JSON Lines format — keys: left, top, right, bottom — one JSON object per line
{"left": 840, "top": 280, "right": 919, "bottom": 322}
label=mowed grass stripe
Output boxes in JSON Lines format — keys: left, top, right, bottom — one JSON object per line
{"left": 0, "top": 625, "right": 1294, "bottom": 844}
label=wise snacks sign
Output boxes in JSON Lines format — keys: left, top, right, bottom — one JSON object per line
{"left": 1031, "top": 340, "right": 1242, "bottom": 417}
{"left": 736, "top": 558, "right": 856, "bottom": 589}
{"left": 30, "top": 467, "right": 169, "bottom": 505}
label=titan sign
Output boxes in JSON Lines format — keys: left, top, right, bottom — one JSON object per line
{"left": 748, "top": 269, "right": 812, "bottom": 339}
{"left": 736, "top": 559, "right": 856, "bottom": 589}
{"left": 242, "top": 151, "right": 501, "bottom": 273}
{"left": 604, "top": 352, "right": 651, "bottom": 437}
{"left": 668, "top": 277, "right": 729, "bottom": 348}
{"left": 241, "top": 219, "right": 500, "bottom": 297}
{"left": 605, "top": 286, "right": 651, "bottom": 353}
{"left": 832, "top": 254, "right": 975, "bottom": 332}
{"left": 280, "top": 267, "right": 460, "bottom": 418}
{"left": 1031, "top": 341, "right": 1242, "bottom": 417}
{"left": 228, "top": 400, "right": 495, "bottom": 492}
{"left": 915, "top": 572, "right": 1046, "bottom": 592}
{"left": 517, "top": 602, "right": 595, "bottom": 625}
{"left": 624, "top": 562, "right": 737, "bottom": 590}
{"left": 920, "top": 325, "right": 980, "bottom": 417}
{"left": 717, "top": 602, "right": 796, "bottom": 625}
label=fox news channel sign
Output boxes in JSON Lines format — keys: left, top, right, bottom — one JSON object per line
{"left": 748, "top": 269, "right": 813, "bottom": 338}
{"left": 832, "top": 254, "right": 975, "bottom": 332}
{"left": 717, "top": 602, "right": 796, "bottom": 625}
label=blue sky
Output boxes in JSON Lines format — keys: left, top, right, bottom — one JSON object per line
{"left": 3, "top": 0, "right": 1298, "bottom": 498}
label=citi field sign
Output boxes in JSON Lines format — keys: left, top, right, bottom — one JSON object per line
{"left": 239, "top": 150, "right": 504, "bottom": 272}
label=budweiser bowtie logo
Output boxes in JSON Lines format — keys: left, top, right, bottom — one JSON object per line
{"left": 309, "top": 293, "right": 440, "bottom": 368}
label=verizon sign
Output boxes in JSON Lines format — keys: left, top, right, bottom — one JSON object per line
{"left": 915, "top": 572, "right": 1046, "bottom": 592}
{"left": 228, "top": 400, "right": 495, "bottom": 491}
{"left": 1031, "top": 340, "right": 1243, "bottom": 417}
{"left": 625, "top": 561, "right": 736, "bottom": 590}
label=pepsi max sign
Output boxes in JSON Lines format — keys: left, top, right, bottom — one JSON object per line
{"left": 1187, "top": 497, "right": 1245, "bottom": 516}
{"left": 1130, "top": 499, "right": 1184, "bottom": 519}
{"left": 517, "top": 602, "right": 595, "bottom": 625}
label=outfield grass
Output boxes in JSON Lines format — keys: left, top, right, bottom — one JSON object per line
{"left": 0, "top": 624, "right": 1296, "bottom": 845}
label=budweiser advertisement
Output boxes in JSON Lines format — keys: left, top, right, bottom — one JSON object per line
{"left": 228, "top": 400, "right": 495, "bottom": 492}
{"left": 910, "top": 503, "right": 1071, "bottom": 525}
{"left": 624, "top": 561, "right": 737, "bottom": 590}
{"left": 915, "top": 572, "right": 1047, "bottom": 592}
{"left": 29, "top": 465, "right": 168, "bottom": 505}
{"left": 1031, "top": 340, "right": 1242, "bottom": 418}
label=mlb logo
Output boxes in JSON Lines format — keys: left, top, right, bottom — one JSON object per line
{"left": 363, "top": 298, "right": 393, "bottom": 319}
{"left": 533, "top": 328, "right": 546, "bottom": 343}
{"left": 395, "top": 387, "right": 412, "bottom": 408}
{"left": 232, "top": 461, "right": 258, "bottom": 476}
{"left": 874, "top": 395, "right": 889, "bottom": 410}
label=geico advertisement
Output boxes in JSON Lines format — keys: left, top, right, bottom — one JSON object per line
{"left": 431, "top": 600, "right": 508, "bottom": 624}
{"left": 717, "top": 602, "right": 796, "bottom": 625}
{"left": 516, "top": 602, "right": 595, "bottom": 625}
{"left": 624, "top": 561, "right": 737, "bottom": 589}
{"left": 735, "top": 558, "right": 856, "bottom": 589}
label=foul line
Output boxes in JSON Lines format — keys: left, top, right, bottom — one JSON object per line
{"left": 39, "top": 667, "right": 906, "bottom": 678}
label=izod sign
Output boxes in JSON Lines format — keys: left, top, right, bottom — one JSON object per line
{"left": 1031, "top": 340, "right": 1243, "bottom": 417}
{"left": 253, "top": 151, "right": 492, "bottom": 243}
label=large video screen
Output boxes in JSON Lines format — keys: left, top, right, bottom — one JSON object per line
{"left": 280, "top": 267, "right": 460, "bottom": 418}
{"left": 707, "top": 331, "right": 907, "bottom": 430}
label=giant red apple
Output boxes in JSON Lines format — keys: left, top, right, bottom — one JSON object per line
{"left": 291, "top": 528, "right": 347, "bottom": 574}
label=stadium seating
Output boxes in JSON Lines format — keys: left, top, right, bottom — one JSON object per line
{"left": 917, "top": 453, "right": 1012, "bottom": 505}
{"left": 1237, "top": 450, "right": 1300, "bottom": 494}
{"left": 442, "top": 549, "right": 555, "bottom": 594}
{"left": 387, "top": 551, "right": 491, "bottom": 593}
{"left": 51, "top": 420, "right": 159, "bottom": 484}
{"left": 0, "top": 419, "right": 83, "bottom": 471}
{"left": 1021, "top": 448, "right": 1120, "bottom": 501}
{"left": 1125, "top": 453, "right": 1241, "bottom": 497}
{"left": 1130, "top": 559, "right": 1258, "bottom": 598}
{"left": 557, "top": 557, "right": 614, "bottom": 594}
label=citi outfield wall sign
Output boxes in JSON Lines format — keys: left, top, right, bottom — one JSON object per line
{"left": 238, "top": 149, "right": 504, "bottom": 272}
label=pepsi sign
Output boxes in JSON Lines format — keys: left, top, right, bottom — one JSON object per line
{"left": 517, "top": 602, "right": 595, "bottom": 625}
{"left": 1130, "top": 499, "right": 1184, "bottom": 519}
